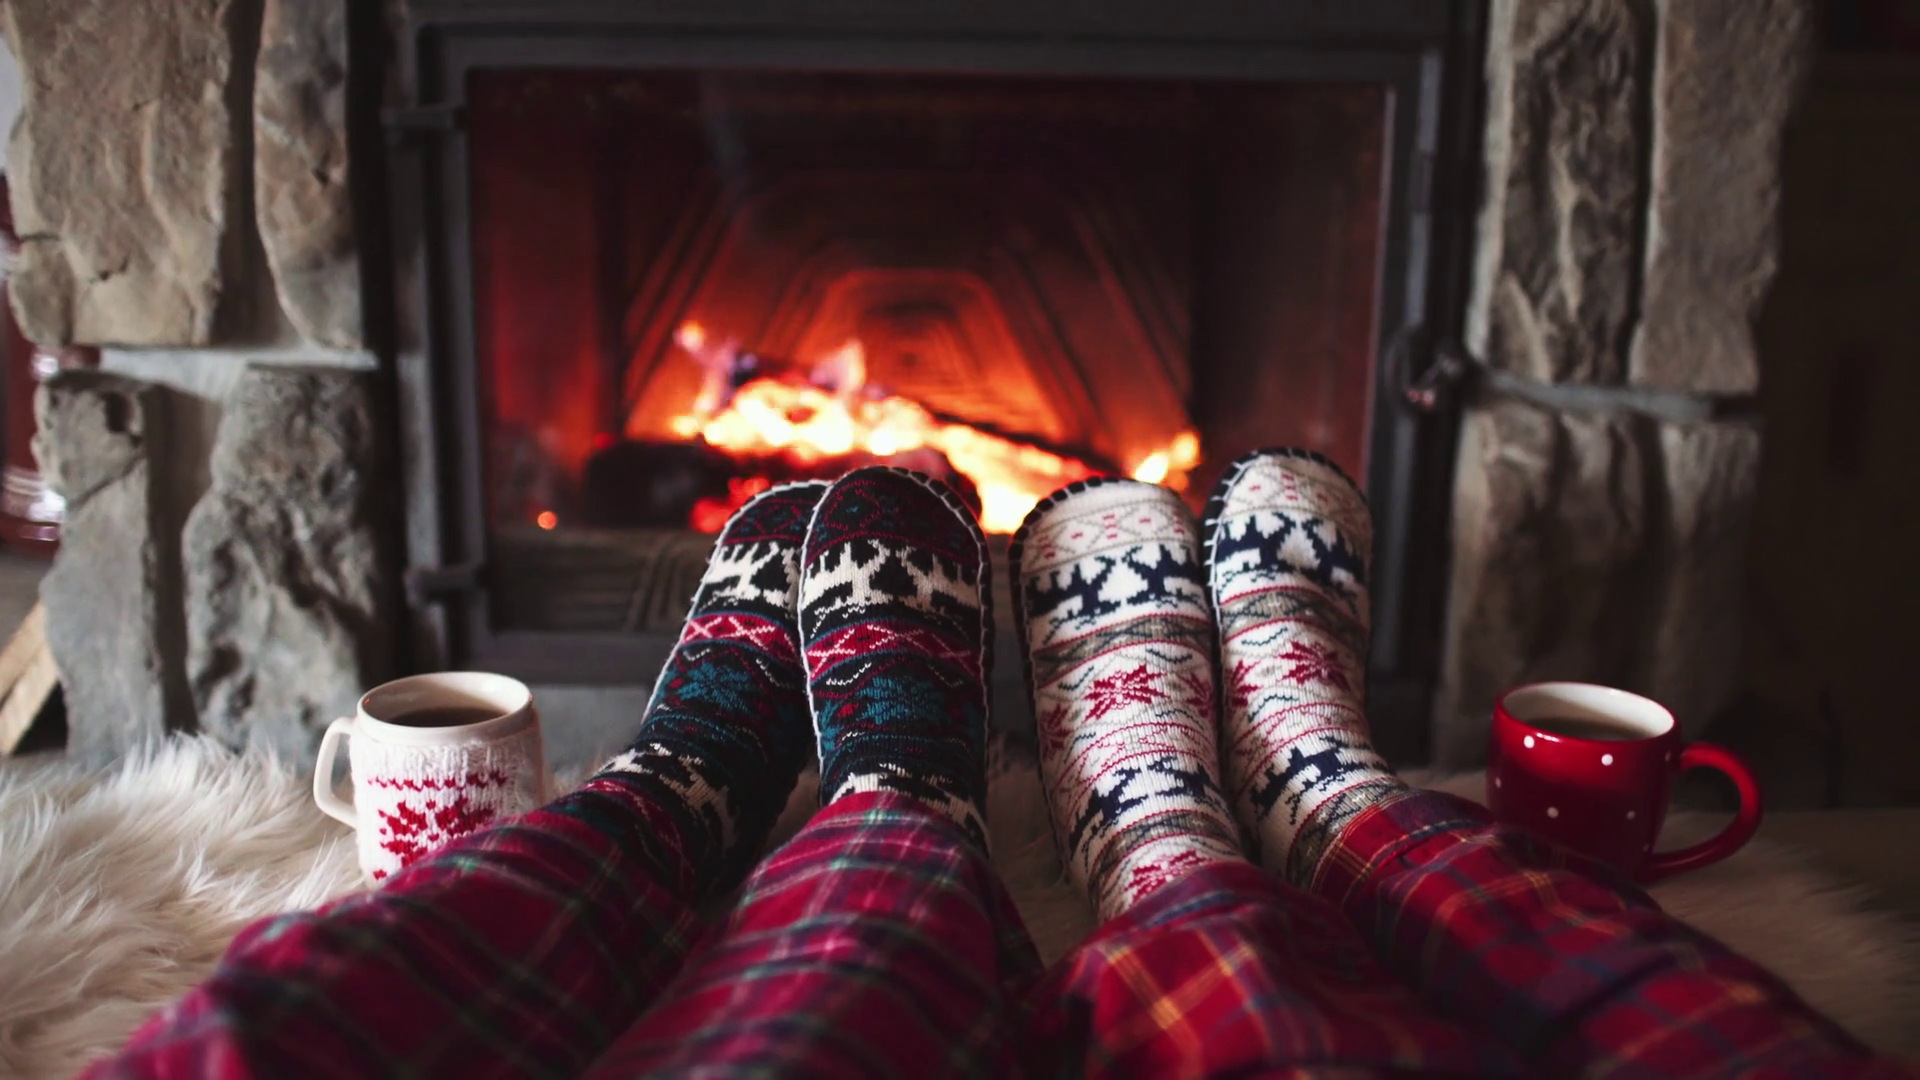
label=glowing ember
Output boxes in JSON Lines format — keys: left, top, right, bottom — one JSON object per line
{"left": 689, "top": 476, "right": 772, "bottom": 533}
{"left": 656, "top": 325, "right": 1198, "bottom": 533}
{"left": 1129, "top": 433, "right": 1201, "bottom": 489}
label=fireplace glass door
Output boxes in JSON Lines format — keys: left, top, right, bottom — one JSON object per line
{"left": 466, "top": 68, "right": 1388, "bottom": 634}
{"left": 392, "top": 1, "right": 1481, "bottom": 765}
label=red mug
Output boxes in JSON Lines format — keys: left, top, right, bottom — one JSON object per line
{"left": 1487, "top": 682, "right": 1762, "bottom": 882}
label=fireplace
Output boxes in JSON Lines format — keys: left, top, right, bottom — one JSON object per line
{"left": 389, "top": 2, "right": 1484, "bottom": 758}
{"left": 469, "top": 68, "right": 1387, "bottom": 531}
{"left": 0, "top": 0, "right": 1807, "bottom": 767}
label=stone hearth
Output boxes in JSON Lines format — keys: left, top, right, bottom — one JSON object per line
{"left": 0, "top": 0, "right": 1813, "bottom": 766}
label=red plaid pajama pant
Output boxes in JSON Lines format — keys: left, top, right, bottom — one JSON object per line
{"left": 89, "top": 782, "right": 1908, "bottom": 1078}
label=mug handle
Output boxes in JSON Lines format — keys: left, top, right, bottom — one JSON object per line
{"left": 312, "top": 717, "right": 357, "bottom": 828}
{"left": 1640, "top": 742, "right": 1763, "bottom": 883}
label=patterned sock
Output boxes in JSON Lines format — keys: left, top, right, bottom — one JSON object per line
{"left": 800, "top": 467, "right": 992, "bottom": 849}
{"left": 1202, "top": 449, "right": 1407, "bottom": 886}
{"left": 587, "top": 481, "right": 827, "bottom": 899}
{"left": 1011, "top": 478, "right": 1246, "bottom": 920}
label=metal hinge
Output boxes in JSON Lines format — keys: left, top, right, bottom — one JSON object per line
{"left": 405, "top": 561, "right": 484, "bottom": 606}
{"left": 1385, "top": 324, "right": 1479, "bottom": 414}
{"left": 382, "top": 104, "right": 465, "bottom": 145}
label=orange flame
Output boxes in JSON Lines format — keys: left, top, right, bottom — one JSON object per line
{"left": 665, "top": 328, "right": 1197, "bottom": 533}
{"left": 1128, "top": 430, "right": 1202, "bottom": 490}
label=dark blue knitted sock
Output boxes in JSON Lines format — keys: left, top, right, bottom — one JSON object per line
{"left": 585, "top": 480, "right": 826, "bottom": 898}
{"left": 799, "top": 467, "right": 992, "bottom": 850}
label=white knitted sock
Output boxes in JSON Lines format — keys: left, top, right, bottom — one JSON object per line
{"left": 1203, "top": 449, "right": 1406, "bottom": 886}
{"left": 1012, "top": 478, "right": 1245, "bottom": 920}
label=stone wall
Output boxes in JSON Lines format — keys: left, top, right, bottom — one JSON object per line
{"left": 1434, "top": 0, "right": 1812, "bottom": 765}
{"left": 33, "top": 373, "right": 192, "bottom": 756}
{"left": 2, "top": 0, "right": 362, "bottom": 350}
{"left": 0, "top": 0, "right": 1815, "bottom": 764}
{"left": 185, "top": 367, "right": 394, "bottom": 757}
{"left": 4, "top": 0, "right": 389, "bottom": 758}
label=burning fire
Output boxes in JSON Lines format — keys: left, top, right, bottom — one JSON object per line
{"left": 658, "top": 323, "right": 1198, "bottom": 533}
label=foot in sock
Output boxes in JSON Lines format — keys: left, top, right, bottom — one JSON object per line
{"left": 799, "top": 467, "right": 994, "bottom": 849}
{"left": 1011, "top": 478, "right": 1245, "bottom": 920}
{"left": 590, "top": 480, "right": 827, "bottom": 899}
{"left": 1202, "top": 449, "right": 1407, "bottom": 887}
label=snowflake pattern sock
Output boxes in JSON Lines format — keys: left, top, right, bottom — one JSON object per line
{"left": 1010, "top": 478, "right": 1245, "bottom": 920}
{"left": 800, "top": 467, "right": 993, "bottom": 849}
{"left": 586, "top": 480, "right": 827, "bottom": 899}
{"left": 1202, "top": 448, "right": 1407, "bottom": 886}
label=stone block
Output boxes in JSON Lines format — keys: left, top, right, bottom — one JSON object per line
{"left": 1467, "top": 0, "right": 1651, "bottom": 384}
{"left": 1432, "top": 399, "right": 1652, "bottom": 765}
{"left": 256, "top": 0, "right": 362, "bottom": 348}
{"left": 1, "top": 0, "right": 252, "bottom": 346}
{"left": 185, "top": 366, "right": 394, "bottom": 757}
{"left": 33, "top": 372, "right": 190, "bottom": 756}
{"left": 1629, "top": 0, "right": 1813, "bottom": 393}
{"left": 1640, "top": 418, "right": 1761, "bottom": 731}
{"left": 1434, "top": 399, "right": 1764, "bottom": 764}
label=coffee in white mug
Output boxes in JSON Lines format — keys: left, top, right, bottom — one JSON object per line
{"left": 313, "top": 672, "right": 553, "bottom": 883}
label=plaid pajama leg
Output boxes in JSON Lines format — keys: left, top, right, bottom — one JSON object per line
{"left": 1022, "top": 860, "right": 1521, "bottom": 1077}
{"left": 584, "top": 791, "right": 1042, "bottom": 1077}
{"left": 87, "top": 777, "right": 712, "bottom": 1080}
{"left": 1316, "top": 789, "right": 1914, "bottom": 1077}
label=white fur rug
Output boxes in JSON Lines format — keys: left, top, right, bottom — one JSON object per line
{"left": 2, "top": 738, "right": 1917, "bottom": 1078}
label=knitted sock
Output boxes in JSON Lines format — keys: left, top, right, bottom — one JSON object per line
{"left": 1011, "top": 478, "right": 1246, "bottom": 920}
{"left": 1202, "top": 449, "right": 1407, "bottom": 886}
{"left": 800, "top": 467, "right": 992, "bottom": 849}
{"left": 587, "top": 481, "right": 827, "bottom": 899}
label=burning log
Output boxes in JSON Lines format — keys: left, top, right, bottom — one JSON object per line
{"left": 579, "top": 440, "right": 734, "bottom": 529}
{"left": 587, "top": 325, "right": 1197, "bottom": 533}
{"left": 639, "top": 327, "right": 1204, "bottom": 532}
{"left": 578, "top": 437, "right": 982, "bottom": 533}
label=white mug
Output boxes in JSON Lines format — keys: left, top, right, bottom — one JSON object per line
{"left": 314, "top": 672, "right": 553, "bottom": 883}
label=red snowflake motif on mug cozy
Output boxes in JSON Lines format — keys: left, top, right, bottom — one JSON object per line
{"left": 1277, "top": 640, "right": 1351, "bottom": 691}
{"left": 378, "top": 794, "right": 498, "bottom": 868}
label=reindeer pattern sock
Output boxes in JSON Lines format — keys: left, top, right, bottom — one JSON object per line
{"left": 1012, "top": 478, "right": 1245, "bottom": 919}
{"left": 799, "top": 467, "right": 993, "bottom": 849}
{"left": 589, "top": 481, "right": 827, "bottom": 898}
{"left": 1203, "top": 449, "right": 1407, "bottom": 886}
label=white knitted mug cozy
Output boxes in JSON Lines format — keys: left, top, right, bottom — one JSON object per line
{"left": 314, "top": 672, "right": 552, "bottom": 883}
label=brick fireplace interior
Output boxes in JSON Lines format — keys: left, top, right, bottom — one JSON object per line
{"left": 466, "top": 69, "right": 1392, "bottom": 628}
{"left": 470, "top": 70, "right": 1383, "bottom": 539}
{"left": 6, "top": 0, "right": 1917, "bottom": 809}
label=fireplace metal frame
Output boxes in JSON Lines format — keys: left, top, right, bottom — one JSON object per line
{"left": 386, "top": 0, "right": 1486, "bottom": 763}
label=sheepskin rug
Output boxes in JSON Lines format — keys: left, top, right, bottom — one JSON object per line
{"left": 3, "top": 737, "right": 1917, "bottom": 1078}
